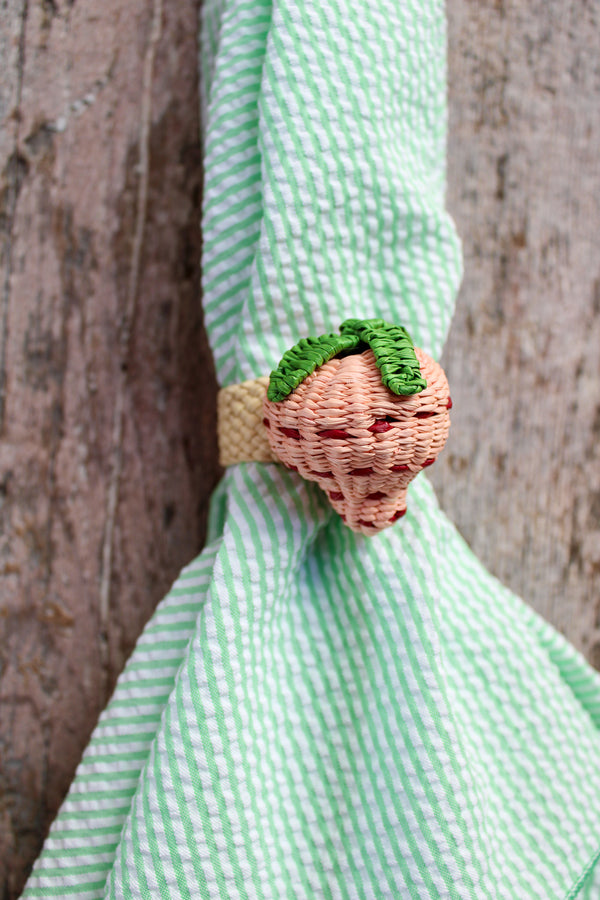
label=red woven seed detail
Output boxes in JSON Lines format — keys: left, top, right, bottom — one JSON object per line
{"left": 422, "top": 458, "right": 435, "bottom": 468}
{"left": 286, "top": 464, "right": 298, "bottom": 472}
{"left": 317, "top": 429, "right": 351, "bottom": 439}
{"left": 368, "top": 421, "right": 393, "bottom": 433}
{"left": 366, "top": 491, "right": 387, "bottom": 500}
{"left": 350, "top": 466, "right": 374, "bottom": 476}
{"left": 391, "top": 464, "right": 410, "bottom": 472}
{"left": 280, "top": 427, "right": 302, "bottom": 440}
{"left": 262, "top": 417, "right": 271, "bottom": 429}
{"left": 447, "top": 396, "right": 453, "bottom": 409}
{"left": 329, "top": 491, "right": 344, "bottom": 501}
{"left": 358, "top": 519, "right": 377, "bottom": 528}
{"left": 415, "top": 410, "right": 436, "bottom": 419}
{"left": 311, "top": 469, "right": 335, "bottom": 479}
{"left": 390, "top": 508, "right": 407, "bottom": 522}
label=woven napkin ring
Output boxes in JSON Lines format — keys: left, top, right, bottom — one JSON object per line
{"left": 217, "top": 317, "right": 452, "bottom": 535}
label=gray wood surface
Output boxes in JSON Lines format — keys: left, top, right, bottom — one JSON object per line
{"left": 431, "top": 0, "right": 600, "bottom": 668}
{"left": 0, "top": 1, "right": 219, "bottom": 896}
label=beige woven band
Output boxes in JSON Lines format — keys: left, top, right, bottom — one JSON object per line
{"left": 217, "top": 376, "right": 276, "bottom": 467}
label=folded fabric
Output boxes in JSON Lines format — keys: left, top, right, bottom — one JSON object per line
{"left": 24, "top": 0, "right": 600, "bottom": 897}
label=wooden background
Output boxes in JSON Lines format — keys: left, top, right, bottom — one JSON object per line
{"left": 0, "top": 1, "right": 220, "bottom": 896}
{"left": 432, "top": 0, "right": 600, "bottom": 667}
{"left": 1, "top": 0, "right": 599, "bottom": 897}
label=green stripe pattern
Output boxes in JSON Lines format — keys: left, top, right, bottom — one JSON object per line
{"left": 24, "top": 0, "right": 600, "bottom": 897}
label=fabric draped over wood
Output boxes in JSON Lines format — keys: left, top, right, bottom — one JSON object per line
{"left": 24, "top": 0, "right": 600, "bottom": 897}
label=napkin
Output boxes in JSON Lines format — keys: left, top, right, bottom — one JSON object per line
{"left": 24, "top": 0, "right": 600, "bottom": 896}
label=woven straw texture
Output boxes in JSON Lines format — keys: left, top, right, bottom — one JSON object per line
{"left": 264, "top": 347, "right": 450, "bottom": 534}
{"left": 24, "top": 0, "right": 600, "bottom": 898}
{"left": 218, "top": 375, "right": 275, "bottom": 466}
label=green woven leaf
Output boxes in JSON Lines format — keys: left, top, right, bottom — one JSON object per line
{"left": 266, "top": 332, "right": 360, "bottom": 401}
{"left": 267, "top": 318, "right": 426, "bottom": 401}
{"left": 340, "top": 318, "right": 426, "bottom": 395}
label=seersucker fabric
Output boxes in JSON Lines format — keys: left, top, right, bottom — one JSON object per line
{"left": 24, "top": 0, "right": 600, "bottom": 897}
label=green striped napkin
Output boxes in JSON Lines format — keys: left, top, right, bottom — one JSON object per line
{"left": 24, "top": 0, "right": 600, "bottom": 897}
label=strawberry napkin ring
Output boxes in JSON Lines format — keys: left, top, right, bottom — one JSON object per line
{"left": 217, "top": 318, "right": 451, "bottom": 535}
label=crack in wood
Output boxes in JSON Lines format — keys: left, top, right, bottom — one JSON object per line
{"left": 0, "top": 0, "right": 29, "bottom": 436}
{"left": 98, "top": 0, "right": 164, "bottom": 669}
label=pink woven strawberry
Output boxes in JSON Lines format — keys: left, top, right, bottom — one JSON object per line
{"left": 262, "top": 318, "right": 451, "bottom": 535}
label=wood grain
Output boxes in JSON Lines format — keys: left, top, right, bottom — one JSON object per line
{"left": 0, "top": 2, "right": 220, "bottom": 897}
{"left": 431, "top": 0, "right": 600, "bottom": 668}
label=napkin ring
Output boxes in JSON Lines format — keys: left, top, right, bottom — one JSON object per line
{"left": 217, "top": 318, "right": 451, "bottom": 535}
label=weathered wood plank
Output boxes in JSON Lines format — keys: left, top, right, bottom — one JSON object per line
{"left": 0, "top": 2, "right": 219, "bottom": 896}
{"left": 432, "top": 0, "right": 600, "bottom": 668}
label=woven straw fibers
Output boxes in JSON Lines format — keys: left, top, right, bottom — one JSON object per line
{"left": 218, "top": 375, "right": 277, "bottom": 466}
{"left": 263, "top": 348, "right": 450, "bottom": 535}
